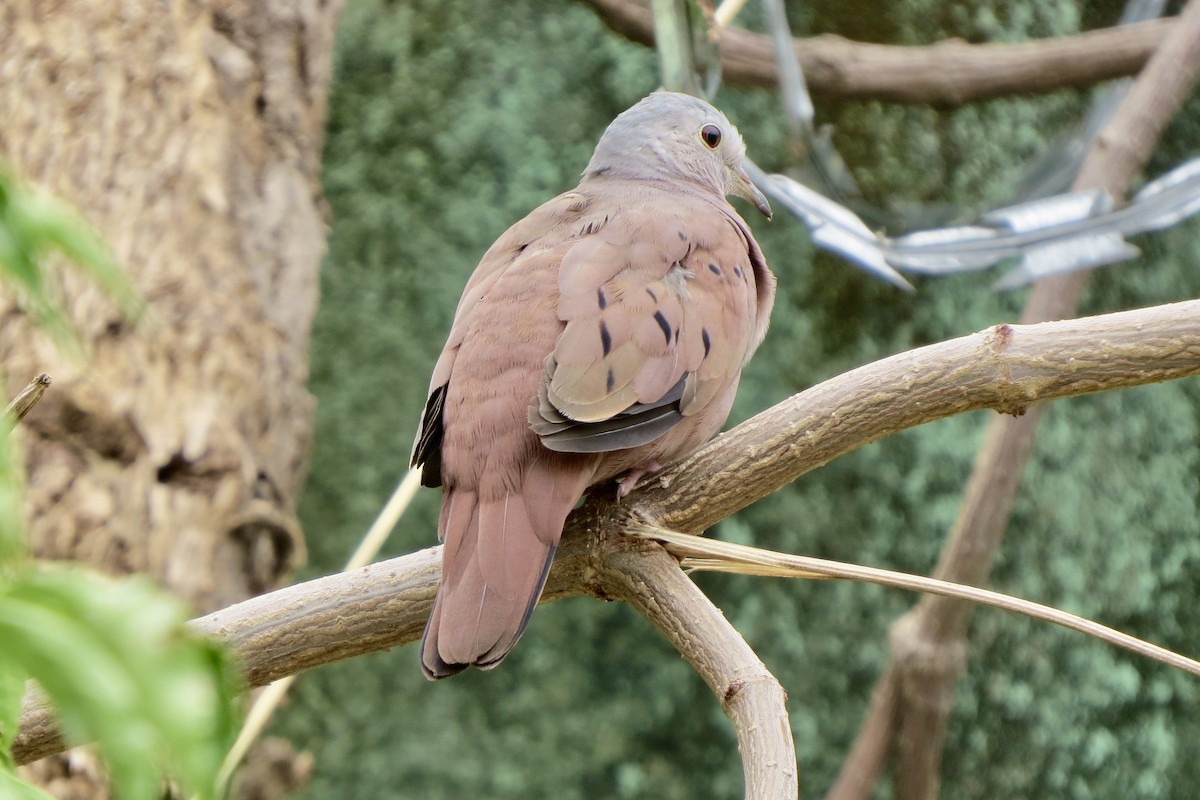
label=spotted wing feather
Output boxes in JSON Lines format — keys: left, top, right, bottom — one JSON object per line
{"left": 533, "top": 186, "right": 770, "bottom": 453}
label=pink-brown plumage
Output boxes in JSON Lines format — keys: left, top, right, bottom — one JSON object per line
{"left": 414, "top": 92, "right": 776, "bottom": 678}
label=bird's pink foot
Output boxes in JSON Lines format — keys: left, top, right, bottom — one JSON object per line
{"left": 616, "top": 461, "right": 664, "bottom": 499}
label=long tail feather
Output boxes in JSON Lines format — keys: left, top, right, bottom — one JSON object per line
{"left": 421, "top": 458, "right": 591, "bottom": 679}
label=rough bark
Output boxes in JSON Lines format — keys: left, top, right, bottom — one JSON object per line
{"left": 0, "top": 0, "right": 343, "bottom": 795}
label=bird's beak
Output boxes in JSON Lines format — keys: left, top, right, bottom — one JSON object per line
{"left": 732, "top": 166, "right": 772, "bottom": 219}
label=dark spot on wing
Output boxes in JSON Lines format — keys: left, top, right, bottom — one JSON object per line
{"left": 646, "top": 287, "right": 658, "bottom": 302}
{"left": 678, "top": 230, "right": 688, "bottom": 241}
{"left": 597, "top": 287, "right": 607, "bottom": 310}
{"left": 606, "top": 367, "right": 616, "bottom": 393}
{"left": 734, "top": 266, "right": 744, "bottom": 280}
{"left": 600, "top": 321, "right": 612, "bottom": 356}
{"left": 708, "top": 263, "right": 721, "bottom": 276}
{"left": 653, "top": 310, "right": 671, "bottom": 344}
{"left": 702, "top": 328, "right": 711, "bottom": 358}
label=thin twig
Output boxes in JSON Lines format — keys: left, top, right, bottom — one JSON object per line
{"left": 3, "top": 374, "right": 51, "bottom": 430}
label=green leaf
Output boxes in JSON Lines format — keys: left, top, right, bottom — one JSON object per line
{"left": 9, "top": 188, "right": 143, "bottom": 322}
{"left": 0, "top": 166, "right": 144, "bottom": 351}
{"left": 0, "top": 768, "right": 56, "bottom": 800}
{"left": 0, "top": 429, "right": 23, "bottom": 570}
{"left": 0, "top": 659, "right": 26, "bottom": 760}
{"left": 0, "top": 568, "right": 241, "bottom": 800}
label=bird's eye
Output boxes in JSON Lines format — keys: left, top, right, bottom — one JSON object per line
{"left": 700, "top": 124, "right": 722, "bottom": 149}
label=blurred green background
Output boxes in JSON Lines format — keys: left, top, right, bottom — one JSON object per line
{"left": 277, "top": 0, "right": 1200, "bottom": 797}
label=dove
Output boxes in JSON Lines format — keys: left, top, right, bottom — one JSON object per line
{"left": 413, "top": 91, "right": 776, "bottom": 679}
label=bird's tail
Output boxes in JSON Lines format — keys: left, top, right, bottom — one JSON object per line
{"left": 421, "top": 458, "right": 590, "bottom": 679}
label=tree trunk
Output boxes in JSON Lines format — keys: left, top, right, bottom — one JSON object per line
{"left": 0, "top": 0, "right": 342, "bottom": 795}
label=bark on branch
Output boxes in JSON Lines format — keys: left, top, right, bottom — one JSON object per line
{"left": 636, "top": 299, "right": 1200, "bottom": 533}
{"left": 581, "top": 0, "right": 1173, "bottom": 106}
{"left": 11, "top": 298, "right": 1200, "bottom": 771}
{"left": 598, "top": 542, "right": 797, "bottom": 799}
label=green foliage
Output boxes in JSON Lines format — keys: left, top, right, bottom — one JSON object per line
{"left": 0, "top": 166, "right": 142, "bottom": 352}
{"left": 0, "top": 571, "right": 241, "bottom": 799}
{"left": 0, "top": 169, "right": 239, "bottom": 799}
{"left": 0, "top": 770, "right": 54, "bottom": 800}
{"left": 289, "top": 0, "right": 1200, "bottom": 797}
{"left": 0, "top": 400, "right": 23, "bottom": 570}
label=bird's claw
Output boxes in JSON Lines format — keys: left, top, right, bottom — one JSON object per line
{"left": 616, "top": 461, "right": 664, "bottom": 499}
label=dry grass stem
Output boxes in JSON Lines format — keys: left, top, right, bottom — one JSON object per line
{"left": 626, "top": 525, "right": 1200, "bottom": 678}
{"left": 3, "top": 373, "right": 51, "bottom": 429}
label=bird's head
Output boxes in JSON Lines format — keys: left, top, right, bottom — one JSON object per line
{"left": 584, "top": 91, "right": 772, "bottom": 219}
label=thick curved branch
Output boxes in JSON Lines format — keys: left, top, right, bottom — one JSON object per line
{"left": 12, "top": 298, "right": 1200, "bottom": 766}
{"left": 636, "top": 299, "right": 1200, "bottom": 533}
{"left": 11, "top": 531, "right": 603, "bottom": 766}
{"left": 597, "top": 541, "right": 797, "bottom": 800}
{"left": 581, "top": 0, "right": 1172, "bottom": 105}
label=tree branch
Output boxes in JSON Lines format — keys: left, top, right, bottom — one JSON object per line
{"left": 831, "top": 3, "right": 1200, "bottom": 797}
{"left": 636, "top": 299, "right": 1200, "bottom": 533}
{"left": 580, "top": 0, "right": 1173, "bottom": 106}
{"left": 11, "top": 298, "right": 1200, "bottom": 768}
{"left": 597, "top": 540, "right": 797, "bottom": 800}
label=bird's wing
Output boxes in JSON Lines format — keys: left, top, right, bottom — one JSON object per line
{"left": 411, "top": 191, "right": 590, "bottom": 486}
{"left": 532, "top": 189, "right": 767, "bottom": 453}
